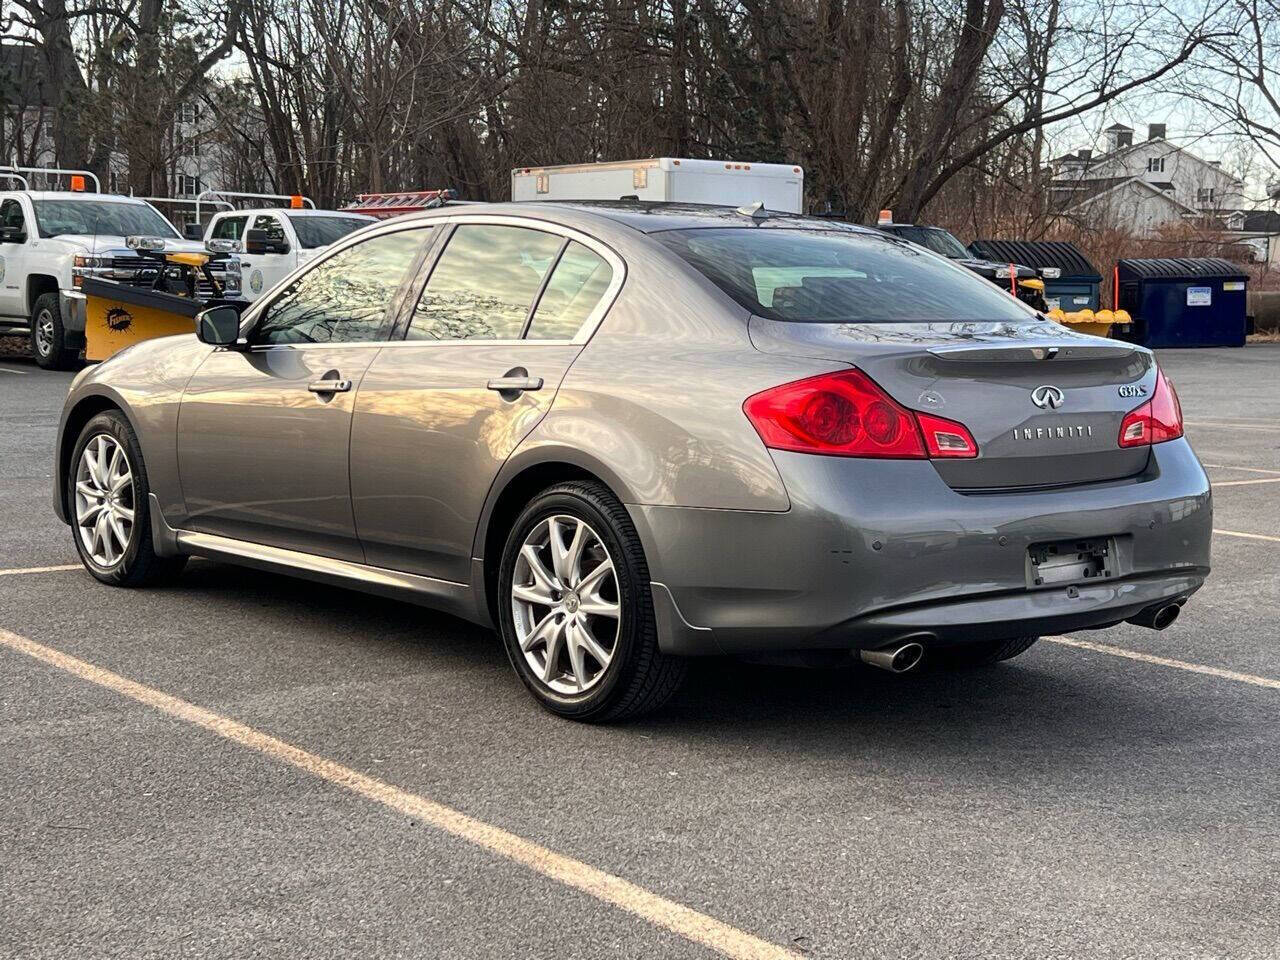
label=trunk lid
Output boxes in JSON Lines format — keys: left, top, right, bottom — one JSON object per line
{"left": 748, "top": 318, "right": 1154, "bottom": 489}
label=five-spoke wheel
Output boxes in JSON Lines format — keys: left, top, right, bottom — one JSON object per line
{"left": 74, "top": 433, "right": 136, "bottom": 567}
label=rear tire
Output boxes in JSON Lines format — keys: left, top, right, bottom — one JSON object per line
{"left": 944, "top": 635, "right": 1040, "bottom": 668}
{"left": 31, "top": 292, "right": 79, "bottom": 370}
{"left": 68, "top": 411, "right": 187, "bottom": 587}
{"left": 497, "top": 481, "right": 686, "bottom": 722}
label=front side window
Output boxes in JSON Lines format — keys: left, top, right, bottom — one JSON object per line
{"left": 211, "top": 216, "right": 246, "bottom": 241}
{"left": 408, "top": 224, "right": 563, "bottom": 341}
{"left": 32, "top": 200, "right": 179, "bottom": 239}
{"left": 253, "top": 228, "right": 430, "bottom": 345}
{"left": 658, "top": 227, "right": 1031, "bottom": 323}
{"left": 0, "top": 199, "right": 25, "bottom": 235}
{"left": 525, "top": 242, "right": 613, "bottom": 340}
{"left": 251, "top": 214, "right": 286, "bottom": 243}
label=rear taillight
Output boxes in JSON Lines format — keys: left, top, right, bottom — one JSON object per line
{"left": 742, "top": 369, "right": 977, "bottom": 459}
{"left": 1118, "top": 366, "right": 1184, "bottom": 447}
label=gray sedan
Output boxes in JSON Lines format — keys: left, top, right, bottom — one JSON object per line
{"left": 53, "top": 202, "right": 1211, "bottom": 721}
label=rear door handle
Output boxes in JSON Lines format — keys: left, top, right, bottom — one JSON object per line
{"left": 308, "top": 378, "right": 352, "bottom": 394}
{"left": 487, "top": 376, "right": 543, "bottom": 393}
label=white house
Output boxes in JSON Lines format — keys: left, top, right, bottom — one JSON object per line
{"left": 1050, "top": 123, "right": 1248, "bottom": 235}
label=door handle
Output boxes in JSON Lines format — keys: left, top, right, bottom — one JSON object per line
{"left": 487, "top": 376, "right": 544, "bottom": 393}
{"left": 308, "top": 378, "right": 352, "bottom": 394}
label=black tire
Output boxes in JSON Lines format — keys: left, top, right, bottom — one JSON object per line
{"left": 67, "top": 410, "right": 187, "bottom": 587}
{"left": 944, "top": 635, "right": 1040, "bottom": 668}
{"left": 497, "top": 481, "right": 687, "bottom": 722}
{"left": 30, "top": 292, "right": 79, "bottom": 370}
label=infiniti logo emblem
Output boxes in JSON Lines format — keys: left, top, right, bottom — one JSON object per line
{"left": 1031, "top": 385, "right": 1066, "bottom": 409}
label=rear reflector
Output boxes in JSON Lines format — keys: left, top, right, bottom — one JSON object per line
{"left": 1118, "top": 366, "right": 1184, "bottom": 447}
{"left": 743, "top": 368, "right": 978, "bottom": 459}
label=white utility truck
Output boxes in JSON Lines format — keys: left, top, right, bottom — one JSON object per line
{"left": 199, "top": 207, "right": 376, "bottom": 301}
{"left": 0, "top": 190, "right": 241, "bottom": 369}
{"left": 511, "top": 158, "right": 805, "bottom": 213}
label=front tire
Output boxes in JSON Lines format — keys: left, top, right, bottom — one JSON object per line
{"left": 497, "top": 481, "right": 686, "bottom": 722}
{"left": 31, "top": 292, "right": 79, "bottom": 370}
{"left": 68, "top": 411, "right": 187, "bottom": 587}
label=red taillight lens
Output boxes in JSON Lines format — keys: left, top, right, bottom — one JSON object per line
{"left": 916, "top": 412, "right": 979, "bottom": 458}
{"left": 1118, "top": 366, "right": 1184, "bottom": 448}
{"left": 743, "top": 369, "right": 980, "bottom": 459}
{"left": 744, "top": 369, "right": 926, "bottom": 457}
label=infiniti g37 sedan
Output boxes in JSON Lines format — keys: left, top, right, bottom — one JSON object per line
{"left": 54, "top": 202, "right": 1212, "bottom": 721}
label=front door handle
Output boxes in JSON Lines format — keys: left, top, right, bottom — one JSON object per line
{"left": 308, "top": 378, "right": 352, "bottom": 394}
{"left": 487, "top": 376, "right": 543, "bottom": 393}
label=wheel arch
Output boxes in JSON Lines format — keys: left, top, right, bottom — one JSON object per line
{"left": 472, "top": 448, "right": 636, "bottom": 627}
{"left": 27, "top": 274, "right": 60, "bottom": 315}
{"left": 55, "top": 390, "right": 135, "bottom": 524}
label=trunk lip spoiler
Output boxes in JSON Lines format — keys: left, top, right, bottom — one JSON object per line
{"left": 926, "top": 342, "right": 1138, "bottom": 362}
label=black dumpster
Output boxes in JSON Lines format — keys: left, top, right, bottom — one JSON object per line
{"left": 1113, "top": 258, "right": 1249, "bottom": 348}
{"left": 967, "top": 240, "right": 1102, "bottom": 311}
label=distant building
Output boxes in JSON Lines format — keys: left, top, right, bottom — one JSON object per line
{"left": 1050, "top": 123, "right": 1248, "bottom": 236}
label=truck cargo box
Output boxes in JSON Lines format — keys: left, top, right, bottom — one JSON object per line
{"left": 511, "top": 158, "right": 804, "bottom": 213}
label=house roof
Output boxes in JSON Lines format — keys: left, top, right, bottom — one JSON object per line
{"left": 1242, "top": 210, "right": 1280, "bottom": 233}
{"left": 1105, "top": 123, "right": 1134, "bottom": 131}
{"left": 0, "top": 43, "right": 53, "bottom": 108}
{"left": 1053, "top": 176, "right": 1201, "bottom": 217}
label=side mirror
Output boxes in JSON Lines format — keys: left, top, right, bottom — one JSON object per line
{"left": 245, "top": 227, "right": 289, "bottom": 256}
{"left": 196, "top": 306, "right": 242, "bottom": 347}
{"left": 183, "top": 223, "right": 205, "bottom": 240}
{"left": 0, "top": 225, "right": 25, "bottom": 243}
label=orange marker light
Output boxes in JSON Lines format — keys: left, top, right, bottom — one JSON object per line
{"left": 70, "top": 175, "right": 86, "bottom": 192}
{"left": 290, "top": 194, "right": 304, "bottom": 209}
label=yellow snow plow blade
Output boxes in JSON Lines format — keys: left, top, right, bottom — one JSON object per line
{"left": 1047, "top": 307, "right": 1128, "bottom": 338}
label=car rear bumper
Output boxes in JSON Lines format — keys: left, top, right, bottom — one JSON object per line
{"left": 631, "top": 438, "right": 1211, "bottom": 656}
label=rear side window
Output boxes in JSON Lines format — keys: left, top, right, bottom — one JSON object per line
{"left": 408, "top": 224, "right": 563, "bottom": 341}
{"left": 657, "top": 227, "right": 1031, "bottom": 323}
{"left": 526, "top": 242, "right": 612, "bottom": 340}
{"left": 211, "top": 216, "right": 246, "bottom": 241}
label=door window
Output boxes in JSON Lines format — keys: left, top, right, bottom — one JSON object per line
{"left": 252, "top": 228, "right": 431, "bottom": 345}
{"left": 525, "top": 242, "right": 613, "bottom": 340}
{"left": 252, "top": 214, "right": 286, "bottom": 243}
{"left": 407, "top": 224, "right": 563, "bottom": 341}
{"left": 211, "top": 216, "right": 247, "bottom": 241}
{"left": 1, "top": 199, "right": 27, "bottom": 238}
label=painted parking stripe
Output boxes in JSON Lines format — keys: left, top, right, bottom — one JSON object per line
{"left": 1185, "top": 420, "right": 1280, "bottom": 433}
{"left": 1212, "top": 477, "right": 1280, "bottom": 487}
{"left": 0, "top": 564, "right": 82, "bottom": 577}
{"left": 0, "top": 628, "right": 802, "bottom": 960}
{"left": 1046, "top": 635, "right": 1280, "bottom": 691}
{"left": 0, "top": 366, "right": 29, "bottom": 375}
{"left": 1202, "top": 463, "right": 1280, "bottom": 476}
{"left": 1213, "top": 528, "right": 1280, "bottom": 543}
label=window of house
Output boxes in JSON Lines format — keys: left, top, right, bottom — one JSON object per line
{"left": 179, "top": 102, "right": 199, "bottom": 125}
{"left": 407, "top": 224, "right": 564, "bottom": 341}
{"left": 1197, "top": 187, "right": 1216, "bottom": 205}
{"left": 176, "top": 175, "right": 201, "bottom": 198}
{"left": 252, "top": 228, "right": 430, "bottom": 345}
{"left": 1146, "top": 157, "right": 1165, "bottom": 173}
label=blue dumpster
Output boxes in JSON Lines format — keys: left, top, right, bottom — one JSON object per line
{"left": 1114, "top": 258, "right": 1249, "bottom": 348}
{"left": 967, "top": 239, "right": 1102, "bottom": 311}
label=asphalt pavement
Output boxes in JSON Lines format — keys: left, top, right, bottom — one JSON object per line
{"left": 1, "top": 339, "right": 1278, "bottom": 959}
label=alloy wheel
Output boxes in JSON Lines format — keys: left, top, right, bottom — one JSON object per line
{"left": 511, "top": 515, "right": 621, "bottom": 694}
{"left": 74, "top": 434, "right": 136, "bottom": 567}
{"left": 34, "top": 309, "right": 55, "bottom": 357}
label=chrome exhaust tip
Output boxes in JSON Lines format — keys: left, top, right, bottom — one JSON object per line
{"left": 1126, "top": 602, "right": 1182, "bottom": 631}
{"left": 859, "top": 640, "right": 926, "bottom": 674}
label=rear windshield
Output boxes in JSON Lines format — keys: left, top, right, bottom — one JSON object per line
{"left": 657, "top": 227, "right": 1032, "bottom": 323}
{"left": 286, "top": 214, "right": 373, "bottom": 248}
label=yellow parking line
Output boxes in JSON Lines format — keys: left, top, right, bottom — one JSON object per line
{"left": 1213, "top": 528, "right": 1280, "bottom": 543}
{"left": 1046, "top": 635, "right": 1280, "bottom": 691}
{"left": 0, "top": 627, "right": 801, "bottom": 960}
{"left": 1212, "top": 477, "right": 1280, "bottom": 487}
{"left": 1202, "top": 463, "right": 1280, "bottom": 475}
{"left": 0, "top": 564, "right": 82, "bottom": 577}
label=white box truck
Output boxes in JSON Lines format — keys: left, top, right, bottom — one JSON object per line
{"left": 511, "top": 158, "right": 804, "bottom": 213}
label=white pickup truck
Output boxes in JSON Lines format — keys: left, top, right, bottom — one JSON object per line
{"left": 0, "top": 191, "right": 241, "bottom": 369}
{"left": 199, "top": 208, "right": 375, "bottom": 301}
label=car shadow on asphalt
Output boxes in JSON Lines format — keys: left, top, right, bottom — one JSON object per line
{"left": 170, "top": 560, "right": 1228, "bottom": 768}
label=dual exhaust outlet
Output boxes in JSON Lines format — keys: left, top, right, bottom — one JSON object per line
{"left": 858, "top": 601, "right": 1182, "bottom": 674}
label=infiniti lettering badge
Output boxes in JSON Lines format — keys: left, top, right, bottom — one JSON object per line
{"left": 1030, "top": 385, "right": 1066, "bottom": 409}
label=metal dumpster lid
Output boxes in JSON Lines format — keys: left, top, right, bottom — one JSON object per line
{"left": 1116, "top": 257, "right": 1250, "bottom": 282}
{"left": 966, "top": 240, "right": 1101, "bottom": 281}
